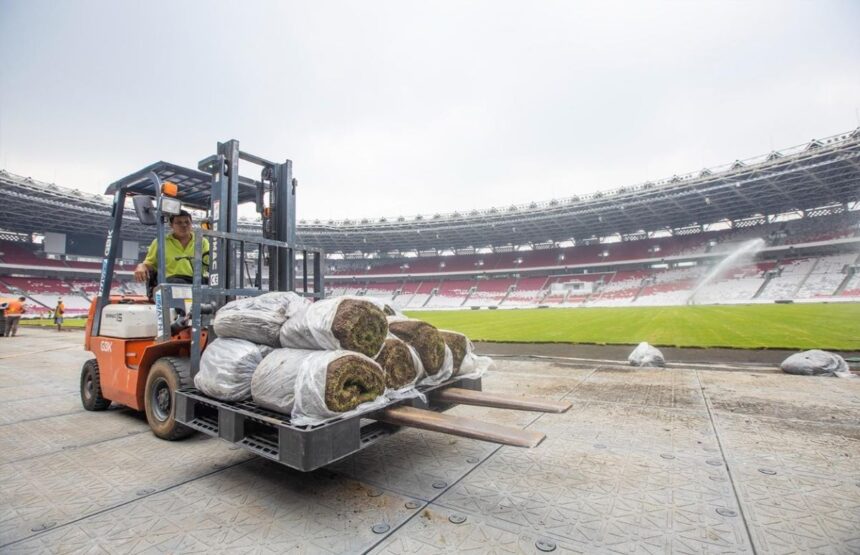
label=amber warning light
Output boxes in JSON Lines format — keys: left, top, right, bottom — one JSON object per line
{"left": 161, "top": 181, "right": 178, "bottom": 197}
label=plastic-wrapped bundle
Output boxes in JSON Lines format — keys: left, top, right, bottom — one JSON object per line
{"left": 251, "top": 348, "right": 388, "bottom": 426}
{"left": 440, "top": 330, "right": 468, "bottom": 373}
{"left": 194, "top": 338, "right": 272, "bottom": 401}
{"left": 375, "top": 335, "right": 423, "bottom": 390}
{"left": 214, "top": 292, "right": 309, "bottom": 347}
{"left": 781, "top": 350, "right": 854, "bottom": 378}
{"left": 387, "top": 318, "right": 447, "bottom": 375}
{"left": 628, "top": 342, "right": 666, "bottom": 368}
{"left": 419, "top": 344, "right": 454, "bottom": 386}
{"left": 279, "top": 296, "right": 388, "bottom": 358}
{"left": 439, "top": 329, "right": 493, "bottom": 379}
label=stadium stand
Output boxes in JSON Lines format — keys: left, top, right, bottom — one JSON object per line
{"left": 3, "top": 222, "right": 857, "bottom": 314}
{"left": 1, "top": 129, "right": 858, "bottom": 313}
{"left": 428, "top": 279, "right": 474, "bottom": 308}
{"left": 0, "top": 240, "right": 69, "bottom": 268}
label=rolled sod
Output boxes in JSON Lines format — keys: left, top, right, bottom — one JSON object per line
{"left": 324, "top": 354, "right": 386, "bottom": 412}
{"left": 331, "top": 299, "right": 388, "bottom": 357}
{"left": 375, "top": 337, "right": 419, "bottom": 389}
{"left": 440, "top": 330, "right": 468, "bottom": 374}
{"left": 388, "top": 319, "right": 446, "bottom": 375}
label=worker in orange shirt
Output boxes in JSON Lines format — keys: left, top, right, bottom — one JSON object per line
{"left": 3, "top": 296, "right": 27, "bottom": 337}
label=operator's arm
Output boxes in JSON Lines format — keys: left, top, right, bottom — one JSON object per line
{"left": 135, "top": 239, "right": 158, "bottom": 282}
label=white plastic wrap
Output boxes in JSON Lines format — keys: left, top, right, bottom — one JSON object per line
{"left": 214, "top": 291, "right": 309, "bottom": 347}
{"left": 251, "top": 348, "right": 390, "bottom": 426}
{"left": 439, "top": 329, "right": 493, "bottom": 380}
{"left": 279, "top": 295, "right": 388, "bottom": 356}
{"left": 628, "top": 342, "right": 666, "bottom": 368}
{"left": 781, "top": 350, "right": 854, "bottom": 378}
{"left": 418, "top": 345, "right": 455, "bottom": 386}
{"left": 386, "top": 315, "right": 409, "bottom": 324}
{"left": 194, "top": 338, "right": 272, "bottom": 401}
{"left": 251, "top": 349, "right": 301, "bottom": 413}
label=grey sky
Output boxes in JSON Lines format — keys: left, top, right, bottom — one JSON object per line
{"left": 1, "top": 0, "right": 858, "bottom": 221}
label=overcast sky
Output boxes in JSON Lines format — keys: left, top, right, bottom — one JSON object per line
{"left": 1, "top": 0, "right": 858, "bottom": 221}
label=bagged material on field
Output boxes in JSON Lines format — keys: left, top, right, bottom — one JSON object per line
{"left": 279, "top": 296, "right": 388, "bottom": 358}
{"left": 439, "top": 329, "right": 493, "bottom": 380}
{"left": 214, "top": 292, "right": 309, "bottom": 347}
{"left": 375, "top": 335, "right": 423, "bottom": 391}
{"left": 780, "top": 350, "right": 854, "bottom": 378}
{"left": 251, "top": 348, "right": 388, "bottom": 426}
{"left": 194, "top": 338, "right": 272, "bottom": 401}
{"left": 387, "top": 318, "right": 447, "bottom": 375}
{"left": 628, "top": 342, "right": 666, "bottom": 368}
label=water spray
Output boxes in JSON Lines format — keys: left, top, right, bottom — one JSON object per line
{"left": 686, "top": 238, "right": 766, "bottom": 304}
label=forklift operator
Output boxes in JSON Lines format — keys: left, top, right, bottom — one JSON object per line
{"left": 134, "top": 210, "right": 209, "bottom": 284}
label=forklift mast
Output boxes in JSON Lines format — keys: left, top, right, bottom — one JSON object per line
{"left": 201, "top": 139, "right": 297, "bottom": 294}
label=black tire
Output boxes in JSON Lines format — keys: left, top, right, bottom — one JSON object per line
{"left": 144, "top": 356, "right": 194, "bottom": 440}
{"left": 80, "top": 359, "right": 112, "bottom": 411}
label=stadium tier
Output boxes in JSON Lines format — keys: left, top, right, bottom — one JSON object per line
{"left": 1, "top": 128, "right": 859, "bottom": 314}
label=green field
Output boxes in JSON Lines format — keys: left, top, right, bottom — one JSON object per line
{"left": 20, "top": 318, "right": 87, "bottom": 329}
{"left": 15, "top": 304, "right": 860, "bottom": 350}
{"left": 405, "top": 303, "right": 860, "bottom": 350}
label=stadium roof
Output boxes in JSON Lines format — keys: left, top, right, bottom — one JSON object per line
{"left": 1, "top": 128, "right": 859, "bottom": 254}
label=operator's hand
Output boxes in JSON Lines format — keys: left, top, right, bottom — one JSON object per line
{"left": 134, "top": 263, "right": 151, "bottom": 283}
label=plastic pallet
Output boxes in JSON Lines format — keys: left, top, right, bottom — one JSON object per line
{"left": 175, "top": 376, "right": 482, "bottom": 472}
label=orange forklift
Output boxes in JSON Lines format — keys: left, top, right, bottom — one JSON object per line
{"left": 81, "top": 140, "right": 567, "bottom": 472}
{"left": 81, "top": 140, "right": 320, "bottom": 440}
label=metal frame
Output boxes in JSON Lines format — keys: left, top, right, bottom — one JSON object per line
{"left": 188, "top": 228, "right": 324, "bottom": 377}
{"left": 2, "top": 128, "right": 858, "bottom": 257}
{"left": 90, "top": 187, "right": 126, "bottom": 337}
{"left": 12, "top": 129, "right": 859, "bottom": 253}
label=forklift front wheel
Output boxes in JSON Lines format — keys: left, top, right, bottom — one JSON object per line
{"left": 144, "top": 357, "right": 194, "bottom": 441}
{"left": 80, "top": 359, "right": 111, "bottom": 411}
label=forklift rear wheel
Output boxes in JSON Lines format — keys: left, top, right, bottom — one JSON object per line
{"left": 80, "top": 359, "right": 111, "bottom": 411}
{"left": 144, "top": 357, "right": 194, "bottom": 440}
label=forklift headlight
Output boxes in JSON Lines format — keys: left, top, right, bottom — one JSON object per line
{"left": 161, "top": 196, "right": 182, "bottom": 216}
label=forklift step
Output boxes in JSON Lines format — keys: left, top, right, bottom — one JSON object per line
{"left": 432, "top": 387, "right": 571, "bottom": 413}
{"left": 376, "top": 406, "right": 546, "bottom": 448}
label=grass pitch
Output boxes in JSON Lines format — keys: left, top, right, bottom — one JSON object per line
{"left": 20, "top": 317, "right": 87, "bottom": 329}
{"left": 405, "top": 303, "right": 860, "bottom": 350}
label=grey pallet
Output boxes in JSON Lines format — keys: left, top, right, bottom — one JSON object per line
{"left": 176, "top": 377, "right": 482, "bottom": 472}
